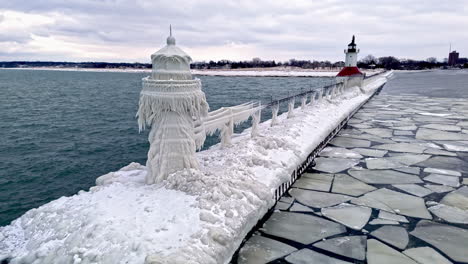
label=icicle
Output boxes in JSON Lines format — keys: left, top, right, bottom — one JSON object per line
{"left": 271, "top": 103, "right": 279, "bottom": 127}
{"left": 310, "top": 92, "right": 316, "bottom": 105}
{"left": 287, "top": 97, "right": 295, "bottom": 119}
{"left": 301, "top": 95, "right": 307, "bottom": 110}
{"left": 251, "top": 102, "right": 261, "bottom": 138}
{"left": 220, "top": 111, "right": 234, "bottom": 148}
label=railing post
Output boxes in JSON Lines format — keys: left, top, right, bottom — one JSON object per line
{"left": 301, "top": 95, "right": 307, "bottom": 110}
{"left": 271, "top": 103, "right": 279, "bottom": 127}
{"left": 287, "top": 97, "right": 295, "bottom": 118}
{"left": 251, "top": 102, "right": 261, "bottom": 138}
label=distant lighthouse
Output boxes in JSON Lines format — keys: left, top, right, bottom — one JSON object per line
{"left": 337, "top": 35, "right": 363, "bottom": 77}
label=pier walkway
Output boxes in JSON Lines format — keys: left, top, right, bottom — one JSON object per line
{"left": 236, "top": 71, "right": 468, "bottom": 264}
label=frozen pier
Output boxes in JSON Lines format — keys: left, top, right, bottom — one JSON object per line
{"left": 236, "top": 72, "right": 468, "bottom": 264}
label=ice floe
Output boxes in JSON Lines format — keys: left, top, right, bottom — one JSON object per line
{"left": 378, "top": 211, "right": 409, "bottom": 223}
{"left": 423, "top": 174, "right": 460, "bottom": 187}
{"left": 289, "top": 202, "right": 315, "bottom": 213}
{"left": 351, "top": 188, "right": 431, "bottom": 219}
{"left": 289, "top": 188, "right": 352, "bottom": 208}
{"left": 370, "top": 226, "right": 409, "bottom": 250}
{"left": 440, "top": 186, "right": 468, "bottom": 210}
{"left": 423, "top": 167, "right": 461, "bottom": 177}
{"left": 416, "top": 128, "right": 468, "bottom": 141}
{"left": 402, "top": 247, "right": 452, "bottom": 264}
{"left": 348, "top": 169, "right": 423, "bottom": 184}
{"left": 428, "top": 203, "right": 468, "bottom": 224}
{"left": 262, "top": 212, "right": 346, "bottom": 244}
{"left": 331, "top": 174, "right": 376, "bottom": 196}
{"left": 293, "top": 174, "right": 333, "bottom": 192}
{"left": 312, "top": 157, "right": 360, "bottom": 173}
{"left": 424, "top": 184, "right": 454, "bottom": 193}
{"left": 313, "top": 236, "right": 366, "bottom": 261}
{"left": 319, "top": 147, "right": 363, "bottom": 159}
{"left": 330, "top": 137, "right": 372, "bottom": 148}
{"left": 410, "top": 220, "right": 468, "bottom": 263}
{"left": 352, "top": 148, "right": 388, "bottom": 157}
{"left": 285, "top": 248, "right": 352, "bottom": 264}
{"left": 367, "top": 239, "right": 418, "bottom": 264}
{"left": 392, "top": 184, "right": 433, "bottom": 197}
{"left": 372, "top": 143, "right": 426, "bottom": 154}
{"left": 237, "top": 235, "right": 296, "bottom": 264}
{"left": 321, "top": 203, "right": 371, "bottom": 230}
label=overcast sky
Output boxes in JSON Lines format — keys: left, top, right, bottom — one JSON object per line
{"left": 0, "top": 0, "right": 467, "bottom": 63}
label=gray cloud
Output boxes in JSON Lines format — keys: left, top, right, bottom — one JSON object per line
{"left": 0, "top": 0, "right": 467, "bottom": 62}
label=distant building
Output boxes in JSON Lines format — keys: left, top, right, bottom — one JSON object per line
{"left": 448, "top": 51, "right": 459, "bottom": 66}
{"left": 337, "top": 35, "right": 363, "bottom": 77}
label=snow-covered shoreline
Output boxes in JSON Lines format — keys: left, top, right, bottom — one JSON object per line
{"left": 0, "top": 72, "right": 392, "bottom": 264}
{"left": 0, "top": 67, "right": 383, "bottom": 77}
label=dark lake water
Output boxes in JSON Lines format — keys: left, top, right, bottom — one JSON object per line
{"left": 0, "top": 69, "right": 330, "bottom": 226}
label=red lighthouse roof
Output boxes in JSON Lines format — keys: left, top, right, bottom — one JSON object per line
{"left": 336, "top": 66, "right": 363, "bottom": 77}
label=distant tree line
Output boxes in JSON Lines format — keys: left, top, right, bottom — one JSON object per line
{"left": 1, "top": 56, "right": 467, "bottom": 70}
{"left": 191, "top": 58, "right": 345, "bottom": 69}
{"left": 358, "top": 55, "right": 468, "bottom": 70}
{"left": 0, "top": 61, "right": 152, "bottom": 69}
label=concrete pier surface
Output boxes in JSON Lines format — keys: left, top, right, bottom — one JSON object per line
{"left": 235, "top": 70, "right": 468, "bottom": 264}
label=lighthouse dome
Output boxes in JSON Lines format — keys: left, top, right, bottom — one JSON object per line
{"left": 150, "top": 27, "right": 192, "bottom": 80}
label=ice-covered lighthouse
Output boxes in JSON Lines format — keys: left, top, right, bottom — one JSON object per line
{"left": 136, "top": 27, "right": 209, "bottom": 184}
{"left": 337, "top": 35, "right": 363, "bottom": 77}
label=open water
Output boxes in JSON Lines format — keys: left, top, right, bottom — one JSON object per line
{"left": 0, "top": 69, "right": 330, "bottom": 226}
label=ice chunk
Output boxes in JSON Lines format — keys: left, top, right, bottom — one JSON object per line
{"left": 331, "top": 174, "right": 376, "bottom": 196}
{"left": 313, "top": 158, "right": 359, "bottom": 173}
{"left": 262, "top": 212, "right": 346, "bottom": 244}
{"left": 370, "top": 226, "right": 409, "bottom": 250}
{"left": 367, "top": 239, "right": 418, "bottom": 264}
{"left": 275, "top": 201, "right": 291, "bottom": 210}
{"left": 350, "top": 188, "right": 431, "bottom": 219}
{"left": 428, "top": 203, "right": 468, "bottom": 224}
{"left": 378, "top": 211, "right": 409, "bottom": 223}
{"left": 368, "top": 219, "right": 399, "bottom": 225}
{"left": 238, "top": 235, "right": 296, "bottom": 264}
{"left": 394, "top": 130, "right": 414, "bottom": 136}
{"left": 423, "top": 148, "right": 457, "bottom": 156}
{"left": 410, "top": 220, "right": 468, "bottom": 263}
{"left": 314, "top": 236, "right": 366, "bottom": 261}
{"left": 416, "top": 156, "right": 468, "bottom": 173}
{"left": 352, "top": 148, "right": 388, "bottom": 157}
{"left": 423, "top": 174, "right": 460, "bottom": 187}
{"left": 403, "top": 247, "right": 452, "bottom": 264}
{"left": 424, "top": 184, "right": 454, "bottom": 193}
{"left": 321, "top": 203, "right": 371, "bottom": 230}
{"left": 365, "top": 154, "right": 430, "bottom": 169}
{"left": 360, "top": 128, "right": 394, "bottom": 138}
{"left": 348, "top": 169, "right": 423, "bottom": 184}
{"left": 392, "top": 184, "right": 433, "bottom": 197}
{"left": 319, "top": 147, "right": 363, "bottom": 159}
{"left": 286, "top": 248, "right": 352, "bottom": 264}
{"left": 394, "top": 167, "right": 420, "bottom": 175}
{"left": 440, "top": 186, "right": 468, "bottom": 210}
{"left": 293, "top": 174, "right": 333, "bottom": 192}
{"left": 423, "top": 168, "right": 461, "bottom": 177}
{"left": 416, "top": 128, "right": 468, "bottom": 141}
{"left": 441, "top": 142, "right": 468, "bottom": 152}
{"left": 289, "top": 188, "right": 352, "bottom": 208}
{"left": 289, "top": 203, "right": 314, "bottom": 213}
{"left": 421, "top": 124, "right": 461, "bottom": 131}
{"left": 330, "top": 137, "right": 371, "bottom": 148}
{"left": 372, "top": 143, "right": 426, "bottom": 154}
{"left": 393, "top": 125, "right": 418, "bottom": 131}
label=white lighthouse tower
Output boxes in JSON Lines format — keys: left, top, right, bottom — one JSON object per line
{"left": 337, "top": 35, "right": 363, "bottom": 77}
{"left": 345, "top": 35, "right": 359, "bottom": 67}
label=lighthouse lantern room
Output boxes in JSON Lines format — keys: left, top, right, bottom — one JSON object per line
{"left": 337, "top": 35, "right": 363, "bottom": 77}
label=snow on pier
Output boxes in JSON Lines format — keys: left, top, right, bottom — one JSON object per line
{"left": 0, "top": 71, "right": 393, "bottom": 264}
